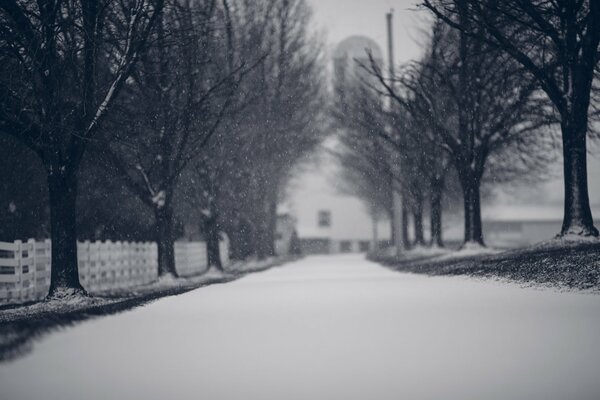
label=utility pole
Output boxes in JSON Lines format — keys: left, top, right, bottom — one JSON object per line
{"left": 386, "top": 10, "right": 405, "bottom": 257}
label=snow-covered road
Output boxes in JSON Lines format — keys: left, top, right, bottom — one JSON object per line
{"left": 2, "top": 254, "right": 600, "bottom": 400}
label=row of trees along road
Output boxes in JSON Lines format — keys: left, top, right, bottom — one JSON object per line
{"left": 422, "top": 0, "right": 600, "bottom": 241}
{"left": 335, "top": 1, "right": 599, "bottom": 249}
{"left": 0, "top": 0, "right": 326, "bottom": 299}
{"left": 334, "top": 13, "right": 564, "bottom": 249}
{"left": 333, "top": 58, "right": 462, "bottom": 249}
{"left": 369, "top": 19, "right": 554, "bottom": 247}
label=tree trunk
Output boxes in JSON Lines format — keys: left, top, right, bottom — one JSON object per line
{"left": 229, "top": 218, "right": 253, "bottom": 260}
{"left": 560, "top": 114, "right": 598, "bottom": 236}
{"left": 265, "top": 190, "right": 278, "bottom": 257}
{"left": 392, "top": 190, "right": 404, "bottom": 255}
{"left": 413, "top": 196, "right": 425, "bottom": 246}
{"left": 155, "top": 204, "right": 177, "bottom": 277}
{"left": 256, "top": 217, "right": 269, "bottom": 260}
{"left": 389, "top": 181, "right": 396, "bottom": 246}
{"left": 371, "top": 209, "right": 379, "bottom": 252}
{"left": 205, "top": 199, "right": 223, "bottom": 271}
{"left": 460, "top": 175, "right": 484, "bottom": 246}
{"left": 401, "top": 189, "right": 411, "bottom": 249}
{"left": 390, "top": 210, "right": 396, "bottom": 246}
{"left": 254, "top": 180, "right": 270, "bottom": 260}
{"left": 47, "top": 165, "right": 86, "bottom": 298}
{"left": 430, "top": 183, "right": 444, "bottom": 248}
{"left": 205, "top": 213, "right": 223, "bottom": 271}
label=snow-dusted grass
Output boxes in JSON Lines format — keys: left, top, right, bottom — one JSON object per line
{"left": 435, "top": 241, "right": 502, "bottom": 261}
{"left": 374, "top": 238, "right": 600, "bottom": 292}
{"left": 375, "top": 242, "right": 499, "bottom": 264}
{"left": 0, "top": 256, "right": 290, "bottom": 325}
{"left": 403, "top": 244, "right": 451, "bottom": 257}
{"left": 227, "top": 256, "right": 288, "bottom": 274}
{"left": 372, "top": 245, "right": 451, "bottom": 263}
{"left": 0, "top": 272, "right": 224, "bottom": 325}
{"left": 526, "top": 234, "right": 600, "bottom": 250}
{"left": 1, "top": 255, "right": 599, "bottom": 400}
{"left": 0, "top": 293, "right": 119, "bottom": 323}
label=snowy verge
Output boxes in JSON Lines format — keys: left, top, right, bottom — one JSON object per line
{"left": 373, "top": 240, "right": 600, "bottom": 293}
{"left": 402, "top": 245, "right": 452, "bottom": 259}
{"left": 525, "top": 234, "right": 600, "bottom": 251}
{"left": 435, "top": 242, "right": 502, "bottom": 261}
{"left": 0, "top": 294, "right": 119, "bottom": 323}
{"left": 371, "top": 243, "right": 499, "bottom": 263}
{"left": 370, "top": 245, "right": 451, "bottom": 262}
{"left": 0, "top": 256, "right": 294, "bottom": 324}
{"left": 227, "top": 255, "right": 295, "bottom": 274}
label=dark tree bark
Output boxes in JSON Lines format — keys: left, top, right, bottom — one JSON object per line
{"left": 228, "top": 217, "right": 254, "bottom": 260}
{"left": 256, "top": 194, "right": 270, "bottom": 261}
{"left": 401, "top": 194, "right": 411, "bottom": 249}
{"left": 206, "top": 222, "right": 223, "bottom": 271}
{"left": 560, "top": 109, "right": 598, "bottom": 236}
{"left": 459, "top": 170, "right": 484, "bottom": 246}
{"left": 390, "top": 210, "right": 396, "bottom": 248}
{"left": 47, "top": 165, "right": 85, "bottom": 298}
{"left": 204, "top": 205, "right": 223, "bottom": 271}
{"left": 255, "top": 177, "right": 279, "bottom": 260}
{"left": 265, "top": 189, "right": 278, "bottom": 257}
{"left": 430, "top": 179, "right": 444, "bottom": 247}
{"left": 413, "top": 195, "right": 426, "bottom": 246}
{"left": 389, "top": 175, "right": 397, "bottom": 246}
{"left": 154, "top": 203, "right": 177, "bottom": 277}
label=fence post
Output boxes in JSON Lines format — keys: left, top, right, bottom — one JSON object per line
{"left": 13, "top": 240, "right": 23, "bottom": 301}
{"left": 27, "top": 238, "right": 37, "bottom": 300}
{"left": 78, "top": 240, "right": 90, "bottom": 292}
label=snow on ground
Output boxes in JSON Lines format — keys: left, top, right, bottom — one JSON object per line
{"left": 402, "top": 244, "right": 452, "bottom": 259}
{"left": 383, "top": 244, "right": 451, "bottom": 259}
{"left": 381, "top": 242, "right": 498, "bottom": 263}
{"left": 0, "top": 268, "right": 229, "bottom": 323}
{"left": 227, "top": 256, "right": 281, "bottom": 273}
{"left": 528, "top": 234, "right": 600, "bottom": 250}
{"left": 2, "top": 254, "right": 600, "bottom": 400}
{"left": 0, "top": 293, "right": 119, "bottom": 322}
{"left": 435, "top": 241, "right": 503, "bottom": 260}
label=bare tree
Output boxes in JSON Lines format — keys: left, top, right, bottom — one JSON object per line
{"left": 0, "top": 0, "right": 162, "bottom": 297}
{"left": 100, "top": 0, "right": 243, "bottom": 277}
{"left": 216, "top": 0, "right": 326, "bottom": 260}
{"left": 423, "top": 0, "right": 600, "bottom": 238}
{"left": 333, "top": 109, "right": 395, "bottom": 229}
{"left": 0, "top": 136, "right": 48, "bottom": 241}
{"left": 333, "top": 66, "right": 455, "bottom": 248}
{"left": 369, "top": 20, "right": 551, "bottom": 247}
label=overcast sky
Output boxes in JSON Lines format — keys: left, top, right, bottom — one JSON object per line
{"left": 307, "top": 0, "right": 428, "bottom": 66}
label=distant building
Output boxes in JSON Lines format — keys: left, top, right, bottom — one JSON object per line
{"left": 482, "top": 205, "right": 600, "bottom": 247}
{"left": 287, "top": 160, "right": 391, "bottom": 255}
{"left": 483, "top": 219, "right": 576, "bottom": 247}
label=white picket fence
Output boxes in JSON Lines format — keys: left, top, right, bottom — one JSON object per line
{"left": 0, "top": 239, "right": 51, "bottom": 303}
{"left": 0, "top": 237, "right": 230, "bottom": 304}
{"left": 78, "top": 241, "right": 158, "bottom": 293}
{"left": 174, "top": 242, "right": 208, "bottom": 277}
{"left": 174, "top": 236, "right": 229, "bottom": 277}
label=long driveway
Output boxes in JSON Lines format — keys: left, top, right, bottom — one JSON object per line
{"left": 2, "top": 254, "right": 600, "bottom": 400}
